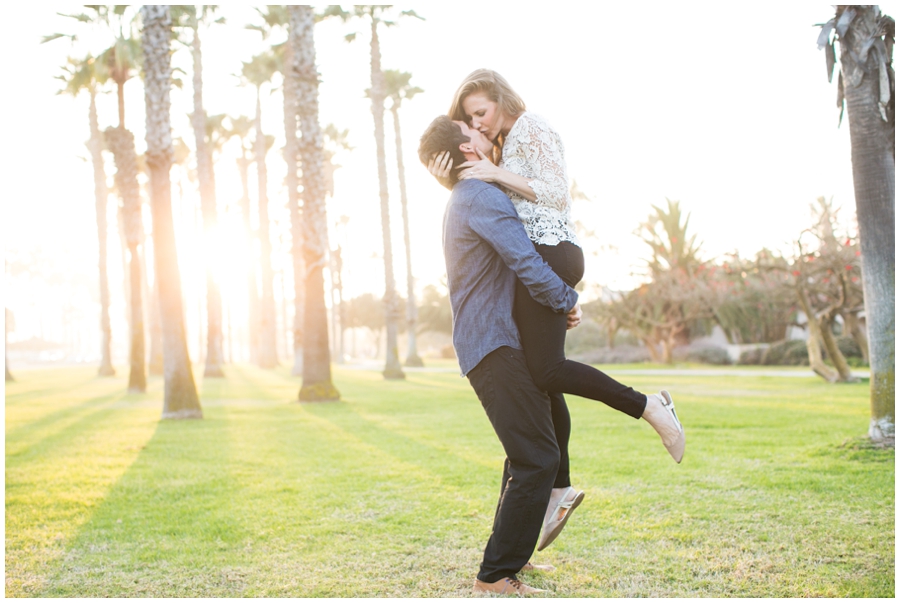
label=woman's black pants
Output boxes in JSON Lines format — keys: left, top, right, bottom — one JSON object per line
{"left": 513, "top": 241, "right": 648, "bottom": 488}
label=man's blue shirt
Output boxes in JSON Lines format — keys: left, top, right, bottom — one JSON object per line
{"left": 442, "top": 179, "right": 578, "bottom": 376}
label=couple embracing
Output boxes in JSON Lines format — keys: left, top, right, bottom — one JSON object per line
{"left": 417, "top": 69, "right": 685, "bottom": 595}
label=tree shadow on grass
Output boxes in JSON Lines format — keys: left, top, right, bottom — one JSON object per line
{"left": 5, "top": 391, "right": 161, "bottom": 596}
{"left": 33, "top": 395, "right": 494, "bottom": 597}
{"left": 6, "top": 391, "right": 132, "bottom": 458}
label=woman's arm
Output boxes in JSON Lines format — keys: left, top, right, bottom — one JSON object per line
{"left": 456, "top": 149, "right": 538, "bottom": 202}
{"left": 503, "top": 114, "right": 571, "bottom": 212}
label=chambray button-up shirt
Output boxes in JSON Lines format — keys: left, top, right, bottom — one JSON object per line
{"left": 442, "top": 179, "right": 578, "bottom": 376}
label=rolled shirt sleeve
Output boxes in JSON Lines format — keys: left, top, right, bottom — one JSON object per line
{"left": 468, "top": 185, "right": 578, "bottom": 314}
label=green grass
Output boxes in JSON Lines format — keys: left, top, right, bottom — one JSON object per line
{"left": 5, "top": 364, "right": 894, "bottom": 597}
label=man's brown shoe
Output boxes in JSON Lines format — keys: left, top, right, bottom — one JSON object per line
{"left": 473, "top": 577, "right": 544, "bottom": 595}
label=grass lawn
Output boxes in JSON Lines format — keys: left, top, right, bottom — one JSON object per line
{"left": 5, "top": 363, "right": 894, "bottom": 597}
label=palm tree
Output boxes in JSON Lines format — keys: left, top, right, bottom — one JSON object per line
{"left": 43, "top": 10, "right": 137, "bottom": 379}
{"left": 289, "top": 5, "right": 340, "bottom": 402}
{"left": 329, "top": 5, "right": 423, "bottom": 379}
{"left": 242, "top": 52, "right": 280, "bottom": 369}
{"left": 52, "top": 55, "right": 116, "bottom": 377}
{"left": 819, "top": 7, "right": 895, "bottom": 442}
{"left": 322, "top": 128, "right": 353, "bottom": 365}
{"left": 141, "top": 4, "right": 202, "bottom": 419}
{"left": 248, "top": 5, "right": 310, "bottom": 376}
{"left": 105, "top": 125, "right": 146, "bottom": 392}
{"left": 146, "top": 248, "right": 164, "bottom": 376}
{"left": 148, "top": 137, "right": 192, "bottom": 376}
{"left": 384, "top": 69, "right": 424, "bottom": 367}
{"left": 175, "top": 5, "right": 226, "bottom": 377}
{"left": 77, "top": 7, "right": 147, "bottom": 391}
{"left": 224, "top": 115, "right": 259, "bottom": 363}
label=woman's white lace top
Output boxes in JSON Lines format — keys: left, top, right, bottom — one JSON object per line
{"left": 500, "top": 112, "right": 580, "bottom": 247}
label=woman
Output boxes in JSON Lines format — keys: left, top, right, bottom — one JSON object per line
{"left": 430, "top": 69, "right": 685, "bottom": 551}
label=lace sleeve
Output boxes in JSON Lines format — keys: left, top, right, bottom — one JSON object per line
{"left": 502, "top": 113, "right": 571, "bottom": 213}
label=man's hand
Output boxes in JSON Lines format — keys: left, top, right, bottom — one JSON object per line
{"left": 566, "top": 303, "right": 582, "bottom": 330}
{"left": 427, "top": 151, "right": 454, "bottom": 191}
{"left": 428, "top": 151, "right": 453, "bottom": 179}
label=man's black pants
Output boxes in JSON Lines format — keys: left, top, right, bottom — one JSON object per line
{"left": 467, "top": 346, "right": 560, "bottom": 583}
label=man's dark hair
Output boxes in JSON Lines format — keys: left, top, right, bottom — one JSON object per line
{"left": 418, "top": 115, "right": 469, "bottom": 188}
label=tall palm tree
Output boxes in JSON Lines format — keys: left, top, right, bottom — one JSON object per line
{"left": 105, "top": 125, "right": 146, "bottom": 392}
{"left": 52, "top": 55, "right": 116, "bottom": 377}
{"left": 819, "top": 6, "right": 895, "bottom": 442}
{"left": 282, "top": 35, "right": 306, "bottom": 377}
{"left": 176, "top": 5, "right": 226, "bottom": 377}
{"left": 329, "top": 5, "right": 423, "bottom": 379}
{"left": 242, "top": 52, "right": 280, "bottom": 369}
{"left": 146, "top": 245, "right": 164, "bottom": 375}
{"left": 322, "top": 127, "right": 353, "bottom": 365}
{"left": 384, "top": 69, "right": 424, "bottom": 367}
{"left": 80, "top": 7, "right": 147, "bottom": 391}
{"left": 224, "top": 115, "right": 259, "bottom": 363}
{"left": 44, "top": 9, "right": 140, "bottom": 379}
{"left": 148, "top": 137, "right": 192, "bottom": 375}
{"left": 289, "top": 5, "right": 340, "bottom": 402}
{"left": 141, "top": 4, "right": 202, "bottom": 419}
{"left": 248, "top": 5, "right": 307, "bottom": 376}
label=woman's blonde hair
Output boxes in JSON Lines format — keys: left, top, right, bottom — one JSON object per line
{"left": 448, "top": 69, "right": 526, "bottom": 124}
{"left": 448, "top": 69, "right": 526, "bottom": 160}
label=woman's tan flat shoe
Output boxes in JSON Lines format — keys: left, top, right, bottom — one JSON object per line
{"left": 537, "top": 486, "right": 584, "bottom": 551}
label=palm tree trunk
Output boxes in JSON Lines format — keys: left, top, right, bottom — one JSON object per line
{"left": 330, "top": 246, "right": 345, "bottom": 363}
{"left": 254, "top": 90, "right": 278, "bottom": 368}
{"left": 237, "top": 153, "right": 259, "bottom": 363}
{"left": 141, "top": 4, "right": 201, "bottom": 419}
{"left": 281, "top": 37, "right": 305, "bottom": 376}
{"left": 148, "top": 266, "right": 164, "bottom": 375}
{"left": 390, "top": 103, "right": 422, "bottom": 367}
{"left": 291, "top": 5, "right": 339, "bottom": 401}
{"left": 838, "top": 5, "right": 895, "bottom": 441}
{"left": 126, "top": 241, "right": 146, "bottom": 392}
{"left": 190, "top": 18, "right": 225, "bottom": 378}
{"left": 88, "top": 88, "right": 115, "bottom": 377}
{"left": 104, "top": 126, "right": 146, "bottom": 392}
{"left": 368, "top": 16, "right": 404, "bottom": 380}
{"left": 116, "top": 79, "right": 125, "bottom": 129}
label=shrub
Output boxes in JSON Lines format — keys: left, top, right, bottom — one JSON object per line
{"left": 836, "top": 336, "right": 863, "bottom": 359}
{"left": 571, "top": 345, "right": 651, "bottom": 364}
{"left": 738, "top": 347, "right": 764, "bottom": 365}
{"left": 564, "top": 320, "right": 605, "bottom": 356}
{"left": 674, "top": 344, "right": 732, "bottom": 365}
{"left": 836, "top": 335, "right": 868, "bottom": 367}
{"left": 762, "top": 339, "right": 809, "bottom": 366}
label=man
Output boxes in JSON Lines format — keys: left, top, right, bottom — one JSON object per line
{"left": 418, "top": 115, "right": 582, "bottom": 595}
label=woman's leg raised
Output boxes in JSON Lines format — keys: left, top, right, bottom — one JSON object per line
{"left": 513, "top": 242, "right": 647, "bottom": 419}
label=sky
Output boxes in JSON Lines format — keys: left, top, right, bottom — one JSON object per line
{"left": 3, "top": 3, "right": 895, "bottom": 357}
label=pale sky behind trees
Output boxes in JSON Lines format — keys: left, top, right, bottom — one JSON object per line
{"left": 4, "top": 3, "right": 895, "bottom": 356}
